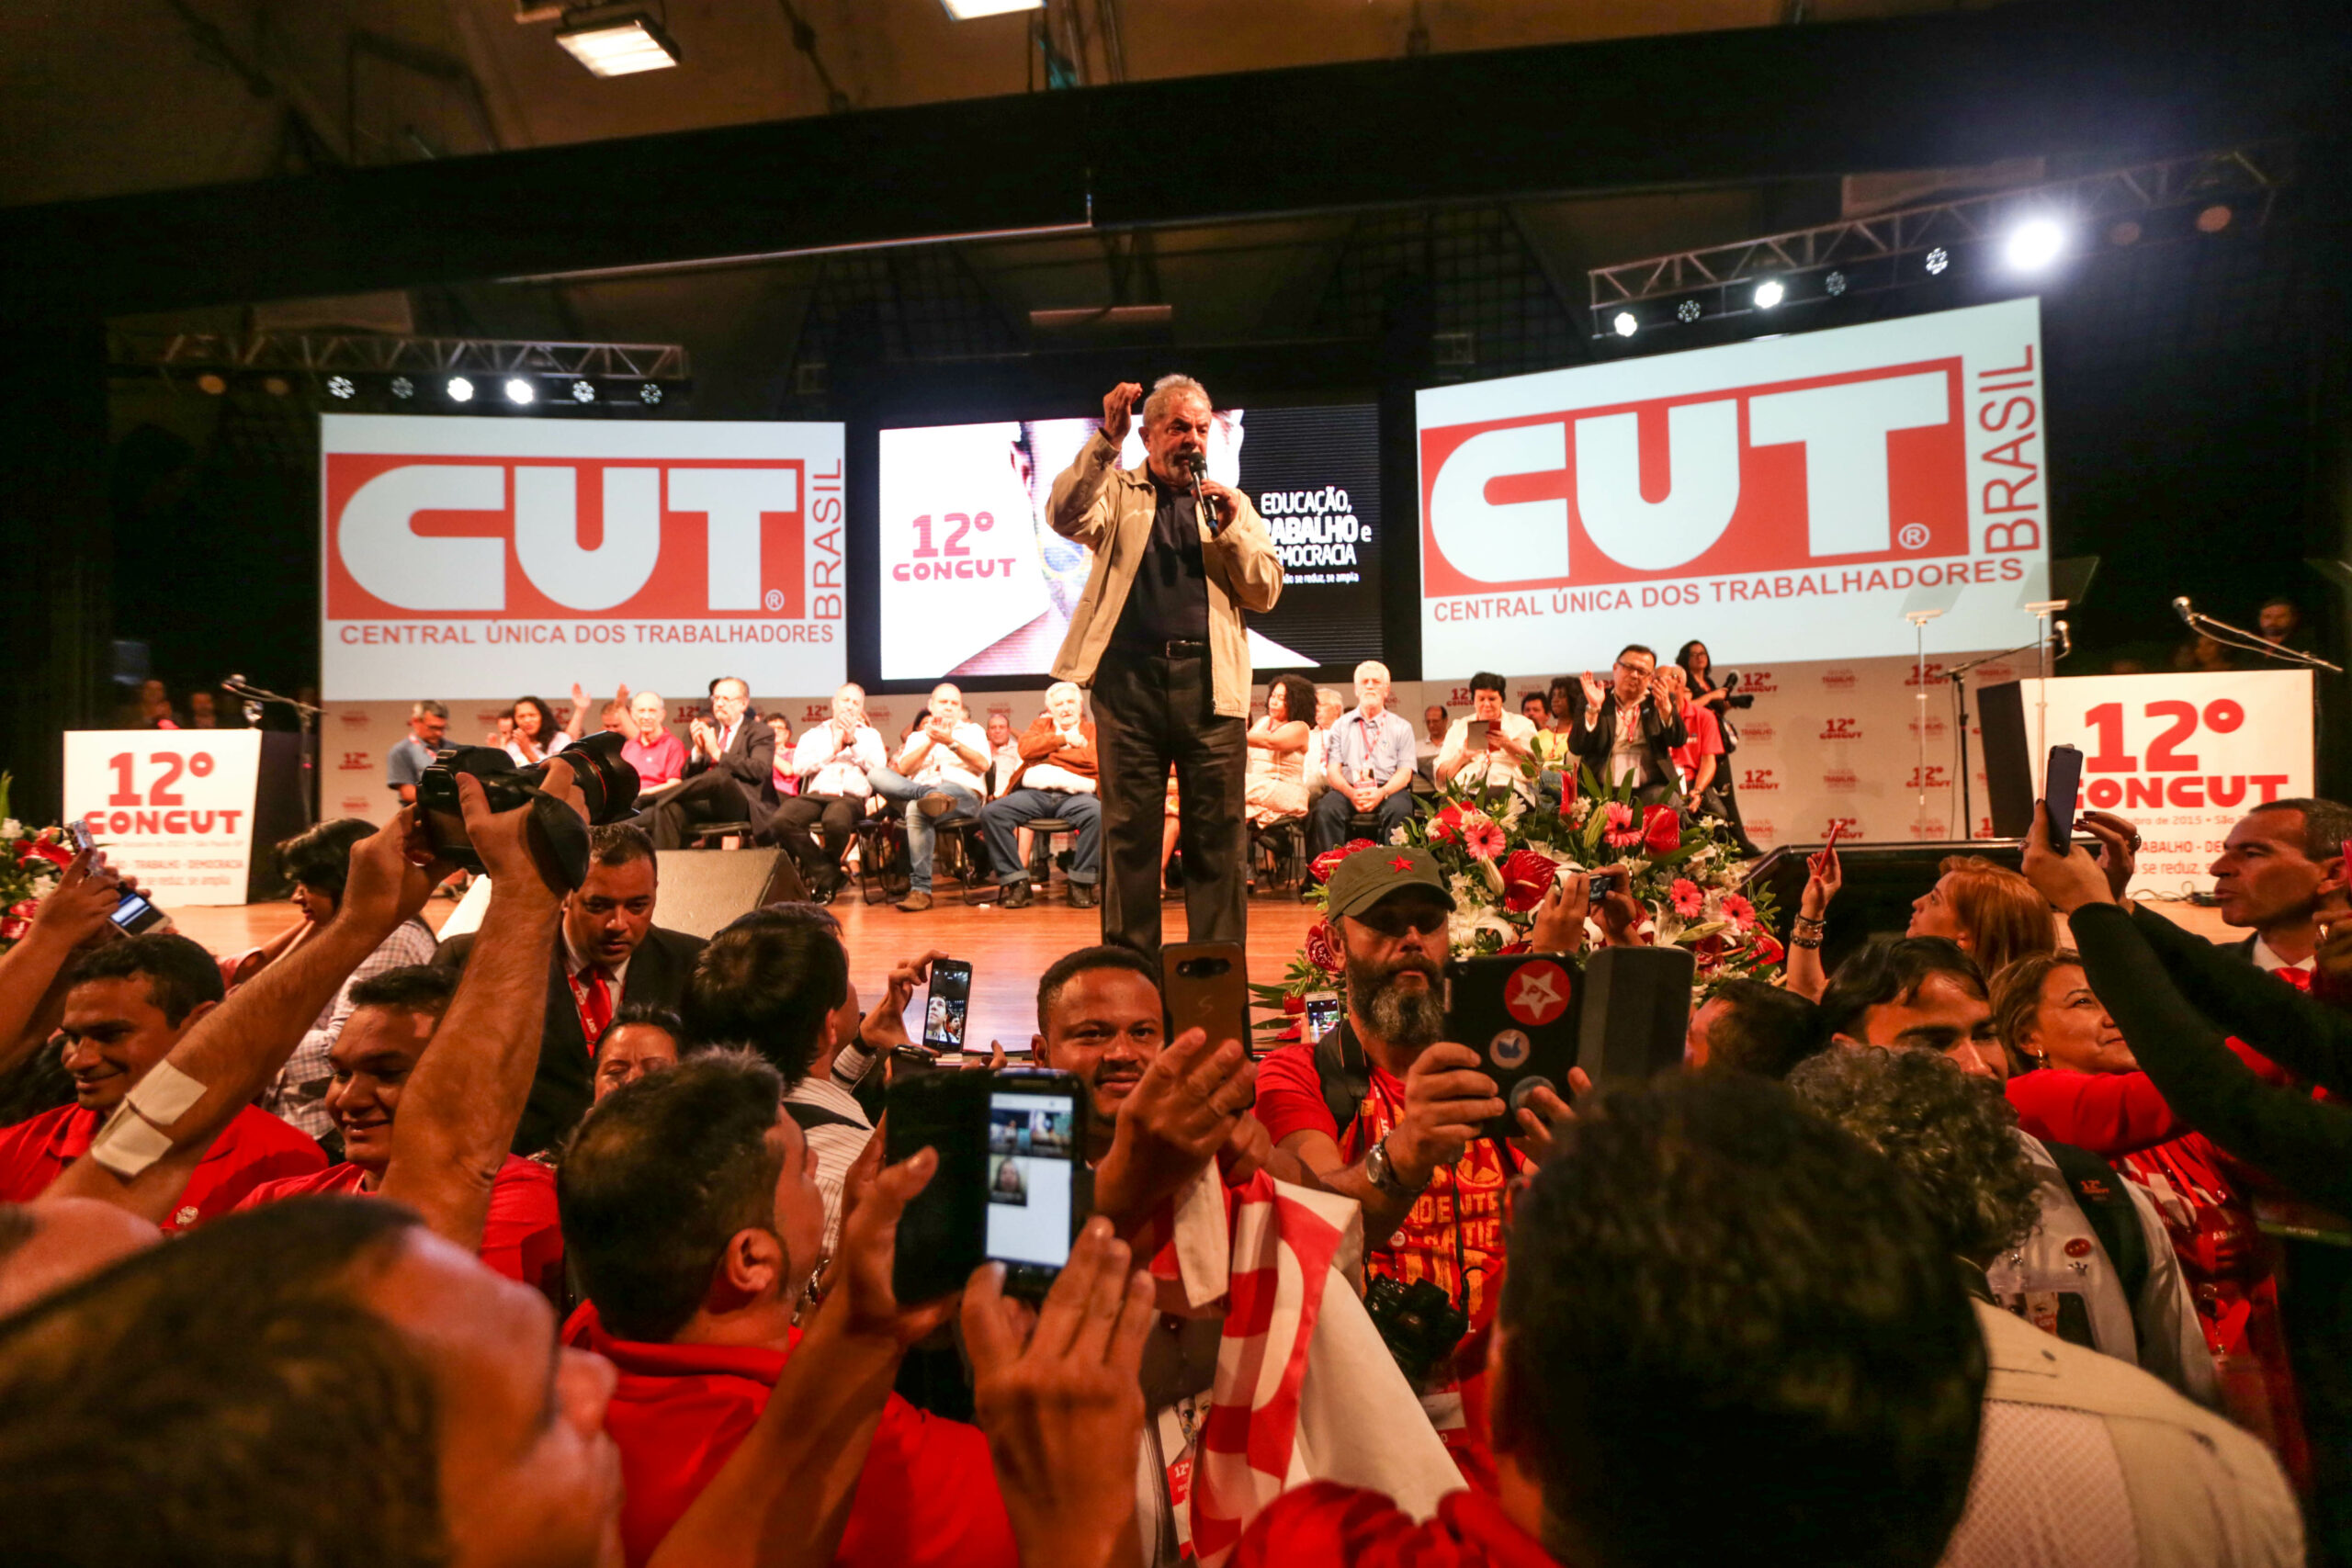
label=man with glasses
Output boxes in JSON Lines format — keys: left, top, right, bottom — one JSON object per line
{"left": 640, "top": 676, "right": 779, "bottom": 851}
{"left": 1306, "top": 661, "right": 1419, "bottom": 864}
{"left": 1567, "top": 644, "right": 1688, "bottom": 807}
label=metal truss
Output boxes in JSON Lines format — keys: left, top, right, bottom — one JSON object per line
{"left": 1587, "top": 141, "right": 2293, "bottom": 318}
{"left": 107, "top": 330, "right": 691, "bottom": 384}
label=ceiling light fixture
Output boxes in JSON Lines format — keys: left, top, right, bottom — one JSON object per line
{"left": 1611, "top": 311, "right": 1638, "bottom": 338}
{"left": 555, "top": 12, "right": 682, "bottom": 76}
{"left": 2003, "top": 217, "right": 2067, "bottom": 272}
{"left": 938, "top": 0, "right": 1043, "bottom": 17}
{"left": 1752, "top": 279, "right": 1785, "bottom": 310}
{"left": 505, "top": 377, "right": 537, "bottom": 405}
{"left": 447, "top": 376, "right": 475, "bottom": 402}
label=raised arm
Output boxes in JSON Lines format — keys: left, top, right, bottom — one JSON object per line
{"left": 0, "top": 851, "right": 132, "bottom": 1078}
{"left": 376, "top": 773, "right": 582, "bottom": 1254}
{"left": 1046, "top": 384, "right": 1136, "bottom": 547}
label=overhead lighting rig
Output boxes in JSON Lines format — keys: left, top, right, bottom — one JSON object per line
{"left": 108, "top": 331, "right": 694, "bottom": 413}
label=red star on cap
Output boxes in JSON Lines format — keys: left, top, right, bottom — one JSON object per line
{"left": 1390, "top": 855, "right": 1415, "bottom": 872}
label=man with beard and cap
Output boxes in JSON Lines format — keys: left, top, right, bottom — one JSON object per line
{"left": 1253, "top": 845, "right": 1577, "bottom": 1477}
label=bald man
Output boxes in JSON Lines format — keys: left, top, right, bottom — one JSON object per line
{"left": 865, "top": 683, "right": 990, "bottom": 913}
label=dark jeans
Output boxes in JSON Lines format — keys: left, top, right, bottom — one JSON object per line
{"left": 982, "top": 788, "right": 1102, "bottom": 884}
{"left": 1306, "top": 785, "right": 1415, "bottom": 862}
{"left": 1090, "top": 647, "right": 1248, "bottom": 969}
{"left": 642, "top": 771, "right": 759, "bottom": 850}
{"left": 771, "top": 793, "right": 862, "bottom": 886}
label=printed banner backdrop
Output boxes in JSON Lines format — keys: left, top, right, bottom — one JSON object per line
{"left": 321, "top": 414, "right": 847, "bottom": 700}
{"left": 876, "top": 405, "right": 1382, "bottom": 682}
{"left": 2012, "top": 671, "right": 2314, "bottom": 897}
{"left": 62, "top": 730, "right": 264, "bottom": 905}
{"left": 1417, "top": 298, "right": 2051, "bottom": 677}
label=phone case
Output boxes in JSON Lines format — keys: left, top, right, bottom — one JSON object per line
{"left": 1443, "top": 954, "right": 1579, "bottom": 1145}
{"left": 885, "top": 1071, "right": 992, "bottom": 1303}
{"left": 1163, "top": 942, "right": 1252, "bottom": 1054}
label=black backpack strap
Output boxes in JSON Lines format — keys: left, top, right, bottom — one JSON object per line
{"left": 2044, "top": 1139, "right": 2150, "bottom": 1346}
{"left": 784, "top": 1100, "right": 868, "bottom": 1134}
{"left": 1310, "top": 1019, "right": 1372, "bottom": 1144}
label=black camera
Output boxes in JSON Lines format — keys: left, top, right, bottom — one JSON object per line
{"left": 1719, "top": 670, "right": 1757, "bottom": 709}
{"left": 413, "top": 730, "right": 640, "bottom": 887}
{"left": 1364, "top": 1273, "right": 1471, "bottom": 1388}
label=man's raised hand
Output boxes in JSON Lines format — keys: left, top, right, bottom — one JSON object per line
{"left": 1100, "top": 381, "right": 1143, "bottom": 447}
{"left": 1391, "top": 1042, "right": 1502, "bottom": 1186}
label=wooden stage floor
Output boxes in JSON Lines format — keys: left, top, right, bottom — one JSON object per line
{"left": 169, "top": 888, "right": 1327, "bottom": 1055}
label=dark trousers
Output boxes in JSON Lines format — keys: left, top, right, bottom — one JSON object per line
{"left": 642, "top": 771, "right": 756, "bottom": 850}
{"left": 982, "top": 788, "right": 1102, "bottom": 884}
{"left": 1090, "top": 647, "right": 1248, "bottom": 969}
{"left": 771, "top": 793, "right": 862, "bottom": 886}
{"left": 1306, "top": 785, "right": 1415, "bottom": 861}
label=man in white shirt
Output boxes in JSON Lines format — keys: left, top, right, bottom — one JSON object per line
{"left": 2209, "top": 796, "right": 2351, "bottom": 972}
{"left": 1302, "top": 686, "right": 1343, "bottom": 801}
{"left": 866, "top": 682, "right": 991, "bottom": 913}
{"left": 771, "top": 683, "right": 887, "bottom": 904}
{"left": 1432, "top": 671, "right": 1540, "bottom": 806}
{"left": 1306, "top": 662, "right": 1419, "bottom": 860}
{"left": 983, "top": 711, "right": 1022, "bottom": 797}
{"left": 983, "top": 682, "right": 1102, "bottom": 910}
{"left": 1416, "top": 704, "right": 1446, "bottom": 780}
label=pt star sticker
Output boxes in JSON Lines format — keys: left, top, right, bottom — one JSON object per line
{"left": 1503, "top": 960, "right": 1571, "bottom": 1028}
{"left": 1389, "top": 855, "right": 1415, "bottom": 872}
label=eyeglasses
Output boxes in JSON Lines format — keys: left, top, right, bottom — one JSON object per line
{"left": 1352, "top": 902, "right": 1449, "bottom": 937}
{"left": 1613, "top": 660, "right": 1653, "bottom": 675}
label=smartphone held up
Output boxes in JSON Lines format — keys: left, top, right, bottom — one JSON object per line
{"left": 67, "top": 818, "right": 168, "bottom": 935}
{"left": 885, "top": 1066, "right": 1092, "bottom": 1304}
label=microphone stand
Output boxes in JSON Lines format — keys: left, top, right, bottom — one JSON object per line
{"left": 2182, "top": 608, "right": 2345, "bottom": 675}
{"left": 222, "top": 676, "right": 324, "bottom": 829}
{"left": 1944, "top": 635, "right": 2056, "bottom": 843}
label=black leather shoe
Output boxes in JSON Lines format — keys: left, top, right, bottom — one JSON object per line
{"left": 1068, "top": 881, "right": 1099, "bottom": 908}
{"left": 999, "top": 878, "right": 1035, "bottom": 908}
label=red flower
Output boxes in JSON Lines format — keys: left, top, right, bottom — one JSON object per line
{"left": 1309, "top": 838, "right": 1378, "bottom": 884}
{"left": 1283, "top": 993, "right": 1306, "bottom": 1015}
{"left": 1690, "top": 933, "right": 1725, "bottom": 971}
{"left": 19, "top": 839, "right": 69, "bottom": 869}
{"left": 1642, "top": 805, "right": 1682, "bottom": 855}
{"left": 1749, "top": 931, "right": 1785, "bottom": 966}
{"left": 1302, "top": 920, "right": 1344, "bottom": 977}
{"left": 1602, "top": 801, "right": 1643, "bottom": 849}
{"left": 1719, "top": 893, "right": 1756, "bottom": 932}
{"left": 1499, "top": 849, "right": 1562, "bottom": 913}
{"left": 1428, "top": 804, "right": 1465, "bottom": 845}
{"left": 1463, "top": 815, "right": 1508, "bottom": 862}
{"left": 1669, "top": 877, "right": 1703, "bottom": 918}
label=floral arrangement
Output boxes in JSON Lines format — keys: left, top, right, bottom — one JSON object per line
{"left": 0, "top": 774, "right": 70, "bottom": 950}
{"left": 1252, "top": 756, "right": 1782, "bottom": 1041}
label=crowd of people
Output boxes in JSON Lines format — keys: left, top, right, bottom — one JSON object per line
{"left": 3, "top": 667, "right": 2346, "bottom": 1562}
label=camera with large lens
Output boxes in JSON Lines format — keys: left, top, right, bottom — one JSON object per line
{"left": 1364, "top": 1273, "right": 1470, "bottom": 1388}
{"left": 413, "top": 730, "right": 640, "bottom": 887}
{"left": 1719, "top": 670, "right": 1757, "bottom": 709}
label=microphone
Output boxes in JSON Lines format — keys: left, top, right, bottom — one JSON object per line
{"left": 1184, "top": 450, "right": 1221, "bottom": 535}
{"left": 2172, "top": 596, "right": 2195, "bottom": 626}
{"left": 2052, "top": 620, "right": 2072, "bottom": 659}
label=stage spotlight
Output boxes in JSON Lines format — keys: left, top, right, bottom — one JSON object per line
{"left": 1752, "top": 279, "right": 1785, "bottom": 310}
{"left": 554, "top": 12, "right": 681, "bottom": 76}
{"left": 939, "top": 0, "right": 1043, "bottom": 16}
{"left": 2197, "top": 204, "right": 2234, "bottom": 233}
{"left": 196, "top": 373, "right": 228, "bottom": 396}
{"left": 639, "top": 382, "right": 663, "bottom": 405}
{"left": 1611, "top": 311, "right": 1637, "bottom": 338}
{"left": 1825, "top": 270, "right": 1848, "bottom": 296}
{"left": 262, "top": 376, "right": 292, "bottom": 397}
{"left": 2003, "top": 217, "right": 2066, "bottom": 271}
{"left": 504, "top": 377, "right": 536, "bottom": 405}
{"left": 1924, "top": 247, "right": 1951, "bottom": 276}
{"left": 390, "top": 376, "right": 415, "bottom": 399}
{"left": 326, "top": 376, "right": 356, "bottom": 399}
{"left": 571, "top": 379, "right": 596, "bottom": 403}
{"left": 1677, "top": 300, "right": 1702, "bottom": 323}
{"left": 447, "top": 376, "right": 475, "bottom": 403}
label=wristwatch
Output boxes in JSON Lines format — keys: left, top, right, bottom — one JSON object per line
{"left": 1364, "top": 1134, "right": 1424, "bottom": 1199}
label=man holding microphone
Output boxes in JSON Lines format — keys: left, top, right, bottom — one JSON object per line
{"left": 1046, "top": 376, "right": 1283, "bottom": 966}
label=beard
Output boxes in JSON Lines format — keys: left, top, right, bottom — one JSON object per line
{"left": 1347, "top": 947, "right": 1445, "bottom": 1048}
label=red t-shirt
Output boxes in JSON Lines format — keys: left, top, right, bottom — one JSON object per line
{"left": 1255, "top": 1038, "right": 1521, "bottom": 1321}
{"left": 1234, "top": 1482, "right": 1557, "bottom": 1568}
{"left": 237, "top": 1155, "right": 564, "bottom": 1296}
{"left": 0, "top": 1101, "right": 325, "bottom": 1231}
{"left": 566, "top": 1303, "right": 1018, "bottom": 1568}
{"left": 1668, "top": 703, "right": 1723, "bottom": 788}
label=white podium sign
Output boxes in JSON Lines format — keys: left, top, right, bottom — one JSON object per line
{"left": 2017, "top": 670, "right": 2313, "bottom": 897}
{"left": 62, "top": 731, "right": 265, "bottom": 906}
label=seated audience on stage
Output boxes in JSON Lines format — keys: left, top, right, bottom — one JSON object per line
{"left": 599, "top": 698, "right": 630, "bottom": 735}
{"left": 638, "top": 675, "right": 779, "bottom": 852}
{"left": 1565, "top": 645, "right": 1687, "bottom": 806}
{"left": 557, "top": 1049, "right": 1018, "bottom": 1568}
{"left": 1655, "top": 662, "right": 1724, "bottom": 805}
{"left": 867, "top": 682, "right": 989, "bottom": 913}
{"left": 490, "top": 705, "right": 516, "bottom": 749}
{"left": 1307, "top": 660, "right": 1419, "bottom": 863}
{"left": 235, "top": 964, "right": 564, "bottom": 1297}
{"left": 984, "top": 681, "right": 1102, "bottom": 909}
{"left": 1518, "top": 691, "right": 1551, "bottom": 730}
{"left": 435, "top": 823, "right": 706, "bottom": 1155}
{"left": 775, "top": 682, "right": 887, "bottom": 903}
{"left": 254, "top": 818, "right": 438, "bottom": 1143}
{"left": 594, "top": 1002, "right": 682, "bottom": 1103}
{"left": 504, "top": 694, "right": 571, "bottom": 765}
{"left": 1244, "top": 671, "right": 1315, "bottom": 830}
{"left": 1685, "top": 976, "right": 1828, "bottom": 1078}
{"left": 984, "top": 709, "right": 1021, "bottom": 795}
{"left": 1232, "top": 1074, "right": 1988, "bottom": 1568}
{"left": 386, "top": 699, "right": 448, "bottom": 805}
{"left": 1820, "top": 934, "right": 2214, "bottom": 1402}
{"left": 1788, "top": 1047, "right": 2300, "bottom": 1566}
{"left": 1432, "top": 669, "right": 1539, "bottom": 805}
{"left": 0, "top": 934, "right": 322, "bottom": 1228}
{"left": 2207, "top": 795, "right": 2351, "bottom": 972}
{"left": 1417, "top": 703, "right": 1446, "bottom": 778}
{"left": 763, "top": 712, "right": 798, "bottom": 795}
{"left": 186, "top": 690, "right": 217, "bottom": 728}
{"left": 1303, "top": 685, "right": 1343, "bottom": 799}
{"left": 622, "top": 691, "right": 687, "bottom": 788}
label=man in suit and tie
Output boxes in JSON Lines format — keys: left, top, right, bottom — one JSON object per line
{"left": 1566, "top": 644, "right": 1690, "bottom": 807}
{"left": 639, "top": 674, "right": 776, "bottom": 851}
{"left": 2209, "top": 796, "right": 2352, "bottom": 974}
{"left": 435, "top": 823, "right": 706, "bottom": 1154}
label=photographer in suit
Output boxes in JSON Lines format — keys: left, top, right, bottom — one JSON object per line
{"left": 435, "top": 824, "right": 706, "bottom": 1155}
{"left": 1566, "top": 644, "right": 1688, "bottom": 807}
{"left": 639, "top": 676, "right": 776, "bottom": 851}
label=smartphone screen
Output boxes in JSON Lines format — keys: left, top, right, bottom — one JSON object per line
{"left": 2044, "top": 744, "right": 2084, "bottom": 848}
{"left": 109, "top": 892, "right": 165, "bottom": 934}
{"left": 984, "top": 1088, "right": 1080, "bottom": 1272}
{"left": 922, "top": 960, "right": 973, "bottom": 1051}
{"left": 1304, "top": 991, "right": 1341, "bottom": 1042}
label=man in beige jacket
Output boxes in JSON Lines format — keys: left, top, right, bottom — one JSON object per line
{"left": 1047, "top": 375, "right": 1283, "bottom": 967}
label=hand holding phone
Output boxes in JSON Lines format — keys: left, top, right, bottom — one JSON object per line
{"left": 922, "top": 959, "right": 974, "bottom": 1052}
{"left": 888, "top": 1067, "right": 1092, "bottom": 1303}
{"left": 2043, "top": 744, "right": 2085, "bottom": 851}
